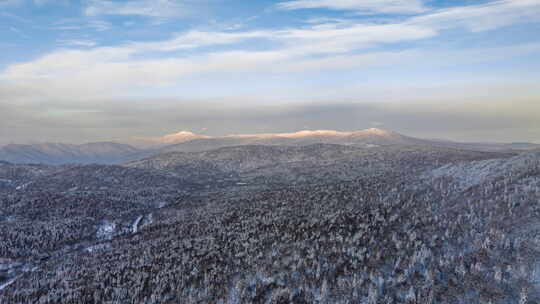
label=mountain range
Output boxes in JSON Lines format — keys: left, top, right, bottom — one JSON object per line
{"left": 1, "top": 128, "right": 538, "bottom": 165}
{"left": 0, "top": 142, "right": 145, "bottom": 165}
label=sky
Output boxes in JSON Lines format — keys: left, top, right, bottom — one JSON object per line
{"left": 1, "top": 0, "right": 539, "bottom": 144}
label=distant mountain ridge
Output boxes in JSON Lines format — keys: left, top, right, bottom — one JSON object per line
{"left": 1, "top": 128, "right": 538, "bottom": 165}
{"left": 157, "top": 128, "right": 427, "bottom": 153}
{"left": 0, "top": 142, "right": 147, "bottom": 165}
{"left": 153, "top": 128, "right": 540, "bottom": 153}
{"left": 127, "top": 131, "right": 210, "bottom": 148}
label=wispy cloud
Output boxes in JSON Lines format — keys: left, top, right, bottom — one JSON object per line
{"left": 410, "top": 0, "right": 540, "bottom": 32}
{"left": 84, "top": 0, "right": 199, "bottom": 18}
{"left": 275, "top": 23, "right": 435, "bottom": 54}
{"left": 277, "top": 0, "right": 427, "bottom": 14}
{"left": 58, "top": 39, "right": 98, "bottom": 47}
{"left": 51, "top": 19, "right": 112, "bottom": 32}
{"left": 88, "top": 20, "right": 112, "bottom": 31}
{"left": 0, "top": 21, "right": 438, "bottom": 97}
{"left": 130, "top": 30, "right": 273, "bottom": 52}
{"left": 0, "top": 11, "right": 31, "bottom": 23}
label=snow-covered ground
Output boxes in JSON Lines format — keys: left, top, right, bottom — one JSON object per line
{"left": 132, "top": 216, "right": 144, "bottom": 233}
{"left": 0, "top": 277, "right": 18, "bottom": 291}
{"left": 428, "top": 152, "right": 540, "bottom": 189}
{"left": 85, "top": 243, "right": 111, "bottom": 253}
{"left": 97, "top": 221, "right": 116, "bottom": 240}
{"left": 15, "top": 182, "right": 32, "bottom": 191}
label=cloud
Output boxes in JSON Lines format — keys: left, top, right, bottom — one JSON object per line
{"left": 2, "top": 29, "right": 539, "bottom": 103}
{"left": 1, "top": 41, "right": 538, "bottom": 107}
{"left": 51, "top": 19, "right": 112, "bottom": 32}
{"left": 0, "top": 11, "right": 31, "bottom": 23}
{"left": 1, "top": 0, "right": 540, "bottom": 107}
{"left": 0, "top": 20, "right": 439, "bottom": 97}
{"left": 58, "top": 39, "right": 98, "bottom": 47}
{"left": 131, "top": 23, "right": 435, "bottom": 55}
{"left": 410, "top": 0, "right": 540, "bottom": 32}
{"left": 84, "top": 0, "right": 199, "bottom": 18}
{"left": 131, "top": 30, "right": 272, "bottom": 52}
{"left": 276, "top": 0, "right": 427, "bottom": 14}
{"left": 88, "top": 20, "right": 112, "bottom": 31}
{"left": 275, "top": 23, "right": 435, "bottom": 54}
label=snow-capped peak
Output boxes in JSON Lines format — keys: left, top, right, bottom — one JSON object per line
{"left": 357, "top": 128, "right": 395, "bottom": 136}
{"left": 225, "top": 130, "right": 352, "bottom": 139}
{"left": 127, "top": 131, "right": 210, "bottom": 147}
{"left": 131, "top": 128, "right": 401, "bottom": 148}
{"left": 157, "top": 131, "right": 210, "bottom": 144}
{"left": 224, "top": 129, "right": 396, "bottom": 139}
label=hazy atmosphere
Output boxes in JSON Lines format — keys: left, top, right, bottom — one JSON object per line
{"left": 1, "top": 0, "right": 539, "bottom": 144}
